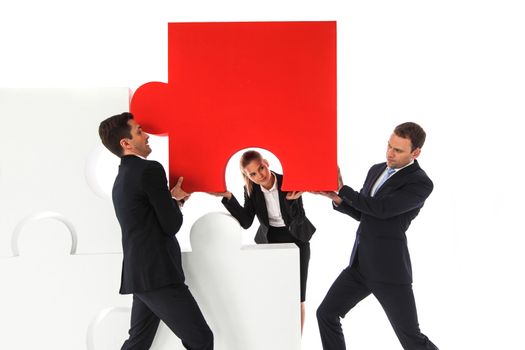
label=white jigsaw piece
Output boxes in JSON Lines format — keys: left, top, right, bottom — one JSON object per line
{"left": 89, "top": 212, "right": 301, "bottom": 350}
{"left": 0, "top": 88, "right": 131, "bottom": 256}
{"left": 0, "top": 219, "right": 130, "bottom": 349}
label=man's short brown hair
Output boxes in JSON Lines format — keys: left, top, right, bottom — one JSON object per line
{"left": 394, "top": 122, "right": 426, "bottom": 151}
{"left": 98, "top": 112, "right": 134, "bottom": 157}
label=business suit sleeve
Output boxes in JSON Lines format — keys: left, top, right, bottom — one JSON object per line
{"left": 221, "top": 188, "right": 256, "bottom": 229}
{"left": 284, "top": 194, "right": 308, "bottom": 224}
{"left": 338, "top": 176, "right": 433, "bottom": 220}
{"left": 333, "top": 200, "right": 362, "bottom": 221}
{"left": 142, "top": 161, "right": 183, "bottom": 237}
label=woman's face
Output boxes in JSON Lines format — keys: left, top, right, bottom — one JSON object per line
{"left": 243, "top": 159, "right": 273, "bottom": 189}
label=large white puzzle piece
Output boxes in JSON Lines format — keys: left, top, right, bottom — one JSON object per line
{"left": 0, "top": 88, "right": 129, "bottom": 256}
{"left": 1, "top": 213, "right": 301, "bottom": 349}
{"left": 182, "top": 213, "right": 301, "bottom": 350}
{"left": 0, "top": 254, "right": 129, "bottom": 348}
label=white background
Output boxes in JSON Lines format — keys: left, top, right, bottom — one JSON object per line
{"left": 1, "top": 1, "right": 524, "bottom": 349}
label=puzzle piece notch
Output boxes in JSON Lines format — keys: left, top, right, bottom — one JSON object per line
{"left": 85, "top": 144, "right": 121, "bottom": 200}
{"left": 190, "top": 212, "right": 242, "bottom": 254}
{"left": 131, "top": 21, "right": 338, "bottom": 193}
{"left": 11, "top": 211, "right": 78, "bottom": 256}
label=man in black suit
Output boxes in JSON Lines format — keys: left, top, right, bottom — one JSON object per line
{"left": 315, "top": 122, "right": 438, "bottom": 350}
{"left": 99, "top": 112, "right": 213, "bottom": 350}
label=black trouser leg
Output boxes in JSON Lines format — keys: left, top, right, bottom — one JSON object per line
{"left": 121, "top": 295, "right": 161, "bottom": 350}
{"left": 316, "top": 266, "right": 371, "bottom": 350}
{"left": 123, "top": 284, "right": 213, "bottom": 350}
{"left": 371, "top": 282, "right": 438, "bottom": 350}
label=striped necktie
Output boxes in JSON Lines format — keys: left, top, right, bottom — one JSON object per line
{"left": 372, "top": 167, "right": 396, "bottom": 196}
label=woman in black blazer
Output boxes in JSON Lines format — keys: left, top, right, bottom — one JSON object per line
{"left": 212, "top": 150, "right": 315, "bottom": 332}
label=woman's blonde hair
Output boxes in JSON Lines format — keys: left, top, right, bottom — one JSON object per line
{"left": 239, "top": 150, "right": 263, "bottom": 196}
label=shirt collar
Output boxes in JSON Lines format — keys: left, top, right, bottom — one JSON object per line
{"left": 391, "top": 160, "right": 414, "bottom": 173}
{"left": 122, "top": 152, "right": 146, "bottom": 160}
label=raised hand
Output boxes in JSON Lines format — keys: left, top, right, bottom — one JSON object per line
{"left": 170, "top": 177, "right": 191, "bottom": 202}
{"left": 337, "top": 165, "right": 344, "bottom": 191}
{"left": 286, "top": 191, "right": 304, "bottom": 200}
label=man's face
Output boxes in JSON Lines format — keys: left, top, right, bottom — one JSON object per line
{"left": 386, "top": 133, "right": 420, "bottom": 169}
{"left": 123, "top": 119, "right": 151, "bottom": 158}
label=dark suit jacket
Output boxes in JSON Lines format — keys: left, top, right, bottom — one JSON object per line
{"left": 112, "top": 155, "right": 185, "bottom": 294}
{"left": 222, "top": 173, "right": 316, "bottom": 243}
{"left": 335, "top": 160, "right": 433, "bottom": 284}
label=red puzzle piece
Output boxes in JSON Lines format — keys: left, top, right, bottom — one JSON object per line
{"left": 131, "top": 22, "right": 337, "bottom": 192}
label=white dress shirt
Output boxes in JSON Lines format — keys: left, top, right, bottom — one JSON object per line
{"left": 370, "top": 160, "right": 414, "bottom": 197}
{"left": 260, "top": 173, "right": 286, "bottom": 227}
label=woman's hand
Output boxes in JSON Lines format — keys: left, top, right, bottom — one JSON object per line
{"left": 286, "top": 191, "right": 304, "bottom": 200}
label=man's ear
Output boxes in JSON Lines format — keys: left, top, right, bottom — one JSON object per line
{"left": 412, "top": 148, "right": 421, "bottom": 159}
{"left": 120, "top": 138, "right": 130, "bottom": 151}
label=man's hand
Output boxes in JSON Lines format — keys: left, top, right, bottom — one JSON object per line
{"left": 337, "top": 166, "right": 344, "bottom": 191}
{"left": 170, "top": 177, "right": 191, "bottom": 202}
{"left": 286, "top": 191, "right": 304, "bottom": 200}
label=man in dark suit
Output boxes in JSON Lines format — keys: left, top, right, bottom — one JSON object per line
{"left": 99, "top": 112, "right": 213, "bottom": 350}
{"left": 315, "top": 122, "right": 438, "bottom": 350}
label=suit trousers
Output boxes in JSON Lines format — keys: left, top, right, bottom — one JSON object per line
{"left": 267, "top": 225, "right": 310, "bottom": 302}
{"left": 121, "top": 283, "right": 213, "bottom": 350}
{"left": 316, "top": 266, "right": 438, "bottom": 350}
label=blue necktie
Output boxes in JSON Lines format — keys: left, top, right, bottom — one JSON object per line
{"left": 372, "top": 167, "right": 395, "bottom": 196}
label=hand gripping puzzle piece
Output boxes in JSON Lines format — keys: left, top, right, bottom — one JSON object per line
{"left": 131, "top": 21, "right": 338, "bottom": 192}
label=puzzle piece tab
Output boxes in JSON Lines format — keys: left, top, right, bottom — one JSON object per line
{"left": 131, "top": 21, "right": 337, "bottom": 192}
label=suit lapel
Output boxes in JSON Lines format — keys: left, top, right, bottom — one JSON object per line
{"left": 374, "top": 160, "right": 421, "bottom": 196}
{"left": 253, "top": 184, "right": 270, "bottom": 226}
{"left": 366, "top": 164, "right": 386, "bottom": 196}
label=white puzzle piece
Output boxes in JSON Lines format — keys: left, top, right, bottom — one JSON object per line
{"left": 89, "top": 213, "right": 301, "bottom": 350}
{"left": 1, "top": 213, "right": 301, "bottom": 349}
{"left": 0, "top": 223, "right": 130, "bottom": 349}
{"left": 0, "top": 88, "right": 129, "bottom": 256}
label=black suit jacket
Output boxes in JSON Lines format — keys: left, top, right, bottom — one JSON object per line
{"left": 335, "top": 160, "right": 433, "bottom": 284}
{"left": 112, "top": 155, "right": 185, "bottom": 294}
{"left": 222, "top": 173, "right": 316, "bottom": 243}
